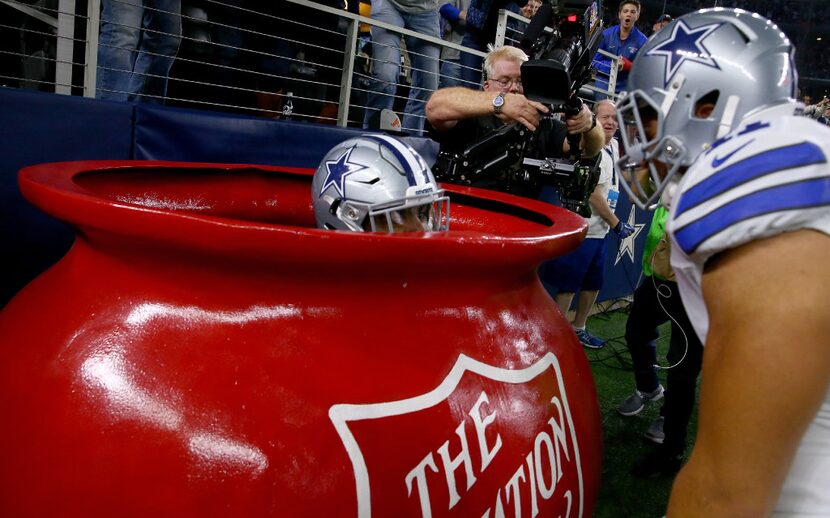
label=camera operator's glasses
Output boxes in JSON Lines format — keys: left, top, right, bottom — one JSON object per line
{"left": 491, "top": 77, "right": 522, "bottom": 89}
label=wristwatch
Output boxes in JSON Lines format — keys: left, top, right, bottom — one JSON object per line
{"left": 588, "top": 114, "right": 597, "bottom": 131}
{"left": 492, "top": 92, "right": 506, "bottom": 115}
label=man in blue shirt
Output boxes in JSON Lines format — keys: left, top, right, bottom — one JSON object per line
{"left": 591, "top": 0, "right": 648, "bottom": 97}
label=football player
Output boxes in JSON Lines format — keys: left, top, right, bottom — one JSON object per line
{"left": 616, "top": 8, "right": 830, "bottom": 515}
{"left": 312, "top": 135, "right": 450, "bottom": 233}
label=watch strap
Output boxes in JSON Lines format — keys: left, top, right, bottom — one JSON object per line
{"left": 493, "top": 92, "right": 506, "bottom": 115}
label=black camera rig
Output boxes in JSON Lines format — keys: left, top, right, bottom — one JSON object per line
{"left": 432, "top": 0, "right": 605, "bottom": 217}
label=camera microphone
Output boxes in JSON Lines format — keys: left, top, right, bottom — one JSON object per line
{"left": 520, "top": 3, "right": 553, "bottom": 52}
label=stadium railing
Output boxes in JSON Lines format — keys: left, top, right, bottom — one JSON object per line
{"left": 1, "top": 0, "right": 620, "bottom": 134}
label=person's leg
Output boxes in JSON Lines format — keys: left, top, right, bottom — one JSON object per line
{"left": 660, "top": 280, "right": 704, "bottom": 458}
{"left": 401, "top": 10, "right": 440, "bottom": 134}
{"left": 128, "top": 0, "right": 182, "bottom": 103}
{"left": 572, "top": 290, "right": 598, "bottom": 329}
{"left": 632, "top": 278, "right": 703, "bottom": 477}
{"left": 573, "top": 238, "right": 606, "bottom": 330}
{"left": 439, "top": 58, "right": 463, "bottom": 88}
{"left": 458, "top": 32, "right": 483, "bottom": 86}
{"left": 570, "top": 239, "right": 606, "bottom": 348}
{"left": 362, "top": 0, "right": 404, "bottom": 128}
{"left": 555, "top": 292, "right": 575, "bottom": 319}
{"left": 618, "top": 278, "right": 668, "bottom": 418}
{"left": 541, "top": 238, "right": 592, "bottom": 324}
{"left": 97, "top": 0, "right": 143, "bottom": 101}
{"left": 623, "top": 277, "right": 667, "bottom": 395}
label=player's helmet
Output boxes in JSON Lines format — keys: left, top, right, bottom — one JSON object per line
{"left": 312, "top": 135, "right": 450, "bottom": 232}
{"left": 616, "top": 8, "right": 797, "bottom": 209}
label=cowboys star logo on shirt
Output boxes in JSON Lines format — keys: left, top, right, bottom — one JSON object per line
{"left": 645, "top": 19, "right": 723, "bottom": 87}
{"left": 321, "top": 145, "right": 367, "bottom": 198}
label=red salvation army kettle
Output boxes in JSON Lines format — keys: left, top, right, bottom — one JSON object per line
{"left": 0, "top": 160, "right": 602, "bottom": 516}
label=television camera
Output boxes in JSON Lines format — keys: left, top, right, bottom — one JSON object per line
{"left": 432, "top": 0, "right": 604, "bottom": 217}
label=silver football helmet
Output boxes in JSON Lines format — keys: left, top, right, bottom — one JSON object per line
{"left": 616, "top": 8, "right": 797, "bottom": 209}
{"left": 312, "top": 135, "right": 450, "bottom": 232}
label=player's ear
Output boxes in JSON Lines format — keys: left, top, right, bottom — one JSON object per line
{"left": 696, "top": 103, "right": 716, "bottom": 118}
{"left": 694, "top": 90, "right": 719, "bottom": 118}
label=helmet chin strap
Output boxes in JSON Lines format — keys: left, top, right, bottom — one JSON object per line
{"left": 716, "top": 95, "right": 741, "bottom": 138}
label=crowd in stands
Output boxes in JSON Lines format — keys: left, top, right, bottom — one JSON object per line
{"left": 5, "top": 0, "right": 826, "bottom": 127}
{"left": 804, "top": 95, "right": 830, "bottom": 124}
{"left": 800, "top": 48, "right": 830, "bottom": 80}
{"left": 34, "top": 0, "right": 804, "bottom": 130}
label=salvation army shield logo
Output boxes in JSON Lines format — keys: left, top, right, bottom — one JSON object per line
{"left": 329, "top": 353, "right": 585, "bottom": 517}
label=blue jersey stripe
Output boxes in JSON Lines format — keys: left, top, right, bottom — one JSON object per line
{"left": 676, "top": 142, "right": 827, "bottom": 216}
{"left": 364, "top": 135, "right": 419, "bottom": 186}
{"left": 674, "top": 176, "right": 830, "bottom": 255}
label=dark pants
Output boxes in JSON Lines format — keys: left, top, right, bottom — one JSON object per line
{"left": 625, "top": 276, "right": 703, "bottom": 456}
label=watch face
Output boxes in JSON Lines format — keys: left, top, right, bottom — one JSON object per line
{"left": 493, "top": 95, "right": 505, "bottom": 107}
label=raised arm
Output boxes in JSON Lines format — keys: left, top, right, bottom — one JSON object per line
{"left": 667, "top": 229, "right": 830, "bottom": 516}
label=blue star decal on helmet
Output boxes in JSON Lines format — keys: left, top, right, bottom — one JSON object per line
{"left": 320, "top": 145, "right": 367, "bottom": 198}
{"left": 646, "top": 19, "right": 723, "bottom": 88}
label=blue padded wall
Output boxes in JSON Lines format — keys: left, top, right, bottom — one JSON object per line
{"left": 135, "top": 104, "right": 362, "bottom": 166}
{"left": 0, "top": 88, "right": 134, "bottom": 305}
{"left": 133, "top": 104, "right": 439, "bottom": 167}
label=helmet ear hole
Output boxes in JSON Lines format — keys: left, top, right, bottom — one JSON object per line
{"left": 694, "top": 90, "right": 720, "bottom": 118}
{"left": 329, "top": 198, "right": 342, "bottom": 216}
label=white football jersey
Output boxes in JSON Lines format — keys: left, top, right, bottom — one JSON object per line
{"left": 586, "top": 138, "right": 620, "bottom": 239}
{"left": 669, "top": 103, "right": 830, "bottom": 515}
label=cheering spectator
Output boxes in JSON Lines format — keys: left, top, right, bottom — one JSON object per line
{"left": 591, "top": 0, "right": 648, "bottom": 97}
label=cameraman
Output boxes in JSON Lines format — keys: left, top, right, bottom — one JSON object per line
{"left": 425, "top": 46, "right": 604, "bottom": 196}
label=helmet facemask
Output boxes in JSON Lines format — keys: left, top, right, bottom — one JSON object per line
{"left": 366, "top": 192, "right": 450, "bottom": 233}
{"left": 617, "top": 83, "right": 688, "bottom": 210}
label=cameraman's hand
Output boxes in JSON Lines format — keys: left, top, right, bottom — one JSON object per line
{"left": 613, "top": 220, "right": 635, "bottom": 239}
{"left": 564, "top": 104, "right": 593, "bottom": 134}
{"left": 498, "top": 93, "right": 549, "bottom": 131}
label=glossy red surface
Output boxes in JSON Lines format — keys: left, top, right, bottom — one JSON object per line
{"left": 0, "top": 161, "right": 601, "bottom": 516}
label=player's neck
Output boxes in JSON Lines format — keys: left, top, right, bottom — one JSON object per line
{"left": 619, "top": 25, "right": 632, "bottom": 39}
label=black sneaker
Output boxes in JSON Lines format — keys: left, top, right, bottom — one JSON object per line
{"left": 631, "top": 449, "right": 683, "bottom": 478}
{"left": 644, "top": 415, "right": 665, "bottom": 444}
